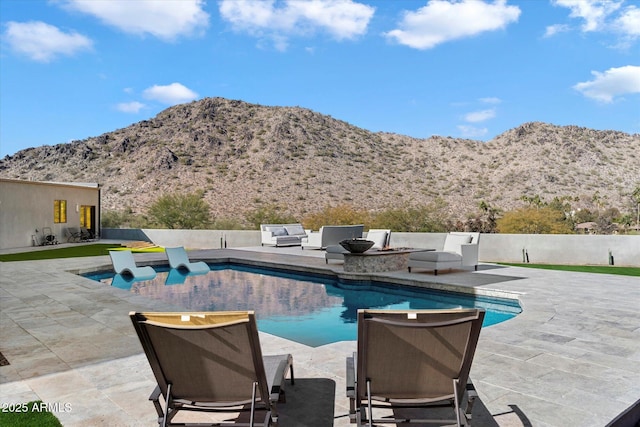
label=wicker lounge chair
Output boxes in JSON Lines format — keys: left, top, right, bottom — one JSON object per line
{"left": 130, "top": 311, "right": 294, "bottom": 427}
{"left": 108, "top": 250, "right": 157, "bottom": 280}
{"left": 346, "top": 309, "right": 485, "bottom": 426}
{"left": 165, "top": 246, "right": 210, "bottom": 274}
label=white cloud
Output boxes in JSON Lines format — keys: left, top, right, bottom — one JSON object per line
{"left": 614, "top": 5, "right": 640, "bottom": 38}
{"left": 551, "top": 0, "right": 622, "bottom": 32}
{"left": 56, "top": 0, "right": 209, "bottom": 41}
{"left": 458, "top": 125, "right": 488, "bottom": 138}
{"left": 143, "top": 83, "right": 199, "bottom": 104}
{"left": 480, "top": 97, "right": 502, "bottom": 104}
{"left": 285, "top": 0, "right": 375, "bottom": 39}
{"left": 464, "top": 109, "right": 496, "bottom": 123}
{"left": 219, "top": 0, "right": 375, "bottom": 48}
{"left": 116, "top": 101, "right": 146, "bottom": 113}
{"left": 384, "top": 0, "right": 520, "bottom": 50}
{"left": 3, "top": 21, "right": 92, "bottom": 62}
{"left": 573, "top": 65, "right": 640, "bottom": 103}
{"left": 544, "top": 23, "right": 571, "bottom": 37}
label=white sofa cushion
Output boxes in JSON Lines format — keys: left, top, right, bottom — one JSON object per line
{"left": 284, "top": 224, "right": 305, "bottom": 236}
{"left": 410, "top": 251, "right": 462, "bottom": 262}
{"left": 366, "top": 230, "right": 388, "bottom": 249}
{"left": 266, "top": 226, "right": 287, "bottom": 236}
{"left": 443, "top": 234, "right": 472, "bottom": 253}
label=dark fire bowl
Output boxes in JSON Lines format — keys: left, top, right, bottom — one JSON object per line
{"left": 339, "top": 239, "right": 375, "bottom": 253}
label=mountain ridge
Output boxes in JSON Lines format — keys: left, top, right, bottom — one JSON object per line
{"left": 1, "top": 97, "right": 638, "bottom": 223}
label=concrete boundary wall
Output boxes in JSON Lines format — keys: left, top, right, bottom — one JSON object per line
{"left": 102, "top": 229, "right": 639, "bottom": 266}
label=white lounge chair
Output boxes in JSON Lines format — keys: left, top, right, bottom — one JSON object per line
{"left": 108, "top": 250, "right": 157, "bottom": 280}
{"left": 165, "top": 246, "right": 210, "bottom": 274}
{"left": 407, "top": 232, "right": 480, "bottom": 275}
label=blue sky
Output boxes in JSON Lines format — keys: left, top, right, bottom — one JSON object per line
{"left": 1, "top": 0, "right": 639, "bottom": 157}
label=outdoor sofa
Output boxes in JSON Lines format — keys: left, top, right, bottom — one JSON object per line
{"left": 261, "top": 223, "right": 308, "bottom": 247}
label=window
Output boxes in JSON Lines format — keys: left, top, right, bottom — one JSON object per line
{"left": 54, "top": 200, "right": 67, "bottom": 223}
{"left": 80, "top": 205, "right": 92, "bottom": 228}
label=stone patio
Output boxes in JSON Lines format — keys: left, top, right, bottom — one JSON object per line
{"left": 1, "top": 243, "right": 639, "bottom": 426}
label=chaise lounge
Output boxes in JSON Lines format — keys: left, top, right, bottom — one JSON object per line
{"left": 108, "top": 250, "right": 157, "bottom": 280}
{"left": 165, "top": 246, "right": 210, "bottom": 274}
{"left": 130, "top": 311, "right": 295, "bottom": 427}
{"left": 346, "top": 309, "right": 485, "bottom": 426}
{"left": 407, "top": 232, "right": 480, "bottom": 275}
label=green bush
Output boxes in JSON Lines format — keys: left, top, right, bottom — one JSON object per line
{"left": 244, "top": 204, "right": 298, "bottom": 229}
{"left": 369, "top": 201, "right": 448, "bottom": 232}
{"left": 147, "top": 190, "right": 211, "bottom": 229}
{"left": 302, "top": 204, "right": 371, "bottom": 230}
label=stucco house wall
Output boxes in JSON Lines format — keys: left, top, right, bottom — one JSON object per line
{"left": 0, "top": 179, "right": 101, "bottom": 250}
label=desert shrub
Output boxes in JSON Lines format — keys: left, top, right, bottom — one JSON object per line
{"left": 147, "top": 190, "right": 211, "bottom": 229}
{"left": 496, "top": 207, "right": 574, "bottom": 234}
{"left": 302, "top": 204, "right": 371, "bottom": 230}
{"left": 210, "top": 217, "right": 245, "bottom": 230}
{"left": 101, "top": 207, "right": 148, "bottom": 228}
{"left": 244, "top": 204, "right": 298, "bottom": 229}
{"left": 369, "top": 201, "right": 448, "bottom": 232}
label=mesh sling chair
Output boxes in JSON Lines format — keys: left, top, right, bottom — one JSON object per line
{"left": 130, "top": 311, "right": 294, "bottom": 427}
{"left": 346, "top": 309, "right": 485, "bottom": 427}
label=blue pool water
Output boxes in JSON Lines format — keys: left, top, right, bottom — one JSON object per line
{"left": 86, "top": 264, "right": 521, "bottom": 347}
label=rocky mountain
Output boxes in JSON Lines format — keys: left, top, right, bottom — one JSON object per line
{"left": 1, "top": 97, "right": 638, "bottom": 224}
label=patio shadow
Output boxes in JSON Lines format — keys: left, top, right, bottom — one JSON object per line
{"left": 279, "top": 378, "right": 336, "bottom": 427}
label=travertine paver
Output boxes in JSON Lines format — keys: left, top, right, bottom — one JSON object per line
{"left": 0, "top": 244, "right": 639, "bottom": 426}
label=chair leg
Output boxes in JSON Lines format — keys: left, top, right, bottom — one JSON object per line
{"left": 289, "top": 364, "right": 295, "bottom": 385}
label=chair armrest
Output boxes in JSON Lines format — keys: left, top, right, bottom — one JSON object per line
{"left": 302, "top": 232, "right": 322, "bottom": 248}
{"left": 261, "top": 230, "right": 275, "bottom": 243}
{"left": 460, "top": 244, "right": 479, "bottom": 267}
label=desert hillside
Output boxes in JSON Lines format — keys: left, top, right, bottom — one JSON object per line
{"left": 1, "top": 97, "right": 638, "bottom": 223}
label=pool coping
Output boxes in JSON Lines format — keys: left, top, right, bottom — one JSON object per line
{"left": 1, "top": 246, "right": 640, "bottom": 426}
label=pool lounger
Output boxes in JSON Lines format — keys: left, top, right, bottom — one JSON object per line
{"left": 108, "top": 250, "right": 156, "bottom": 280}
{"left": 165, "top": 246, "right": 210, "bottom": 274}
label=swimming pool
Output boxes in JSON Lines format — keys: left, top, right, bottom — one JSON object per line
{"left": 86, "top": 264, "right": 521, "bottom": 347}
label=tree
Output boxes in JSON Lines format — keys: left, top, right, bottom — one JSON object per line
{"left": 464, "top": 201, "right": 500, "bottom": 233}
{"left": 496, "top": 207, "right": 574, "bottom": 234}
{"left": 302, "top": 204, "right": 371, "bottom": 230}
{"left": 520, "top": 194, "right": 544, "bottom": 209}
{"left": 595, "top": 207, "right": 620, "bottom": 234}
{"left": 369, "top": 201, "right": 448, "bottom": 232}
{"left": 244, "top": 204, "right": 297, "bottom": 229}
{"left": 101, "top": 206, "right": 147, "bottom": 228}
{"left": 147, "top": 191, "right": 211, "bottom": 229}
